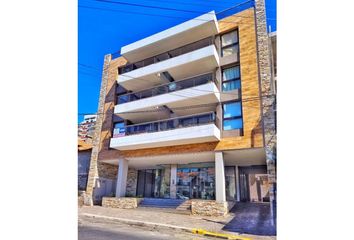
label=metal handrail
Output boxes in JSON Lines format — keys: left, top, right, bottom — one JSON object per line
{"left": 118, "top": 37, "right": 214, "bottom": 74}
{"left": 117, "top": 72, "right": 215, "bottom": 104}
{"left": 112, "top": 111, "right": 217, "bottom": 137}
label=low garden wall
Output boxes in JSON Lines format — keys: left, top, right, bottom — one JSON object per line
{"left": 191, "top": 200, "right": 228, "bottom": 216}
{"left": 102, "top": 197, "right": 142, "bottom": 209}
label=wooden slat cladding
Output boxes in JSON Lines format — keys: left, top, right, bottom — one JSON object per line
{"left": 216, "top": 8, "right": 263, "bottom": 151}
{"left": 97, "top": 8, "right": 263, "bottom": 161}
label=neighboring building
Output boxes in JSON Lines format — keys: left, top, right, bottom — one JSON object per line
{"left": 86, "top": 0, "right": 276, "bottom": 216}
{"left": 78, "top": 140, "right": 92, "bottom": 191}
{"left": 269, "top": 31, "right": 277, "bottom": 92}
{"left": 78, "top": 115, "right": 97, "bottom": 143}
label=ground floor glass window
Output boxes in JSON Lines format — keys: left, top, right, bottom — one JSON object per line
{"left": 176, "top": 165, "right": 215, "bottom": 200}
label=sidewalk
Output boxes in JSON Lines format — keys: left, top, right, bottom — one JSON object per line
{"left": 79, "top": 206, "right": 276, "bottom": 240}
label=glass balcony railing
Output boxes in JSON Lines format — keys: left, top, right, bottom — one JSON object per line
{"left": 112, "top": 112, "right": 217, "bottom": 138}
{"left": 118, "top": 37, "right": 215, "bottom": 74}
{"left": 117, "top": 72, "right": 215, "bottom": 104}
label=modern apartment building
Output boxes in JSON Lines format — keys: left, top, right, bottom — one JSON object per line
{"left": 85, "top": 0, "right": 276, "bottom": 216}
{"left": 78, "top": 114, "right": 97, "bottom": 143}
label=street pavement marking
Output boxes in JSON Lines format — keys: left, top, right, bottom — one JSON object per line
{"left": 192, "top": 228, "right": 252, "bottom": 240}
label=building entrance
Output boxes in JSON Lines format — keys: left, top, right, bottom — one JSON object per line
{"left": 136, "top": 167, "right": 170, "bottom": 198}
{"left": 239, "top": 165, "right": 270, "bottom": 202}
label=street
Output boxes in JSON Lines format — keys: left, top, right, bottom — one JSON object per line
{"left": 78, "top": 215, "right": 212, "bottom": 240}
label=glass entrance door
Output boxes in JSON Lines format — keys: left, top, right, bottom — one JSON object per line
{"left": 136, "top": 169, "right": 164, "bottom": 198}
{"left": 225, "top": 166, "right": 237, "bottom": 201}
{"left": 144, "top": 170, "right": 154, "bottom": 198}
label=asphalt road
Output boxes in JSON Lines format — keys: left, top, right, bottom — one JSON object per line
{"left": 78, "top": 216, "right": 211, "bottom": 240}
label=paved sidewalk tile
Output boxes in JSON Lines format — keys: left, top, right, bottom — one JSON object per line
{"left": 78, "top": 206, "right": 276, "bottom": 240}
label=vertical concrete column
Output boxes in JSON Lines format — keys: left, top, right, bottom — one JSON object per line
{"left": 215, "top": 152, "right": 226, "bottom": 203}
{"left": 115, "top": 159, "right": 129, "bottom": 197}
{"left": 170, "top": 164, "right": 177, "bottom": 199}
{"left": 235, "top": 165, "right": 241, "bottom": 202}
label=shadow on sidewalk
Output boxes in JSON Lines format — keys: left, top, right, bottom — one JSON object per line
{"left": 222, "top": 202, "right": 276, "bottom": 236}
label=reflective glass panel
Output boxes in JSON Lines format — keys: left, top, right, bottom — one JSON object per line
{"left": 222, "top": 80, "right": 241, "bottom": 92}
{"left": 223, "top": 102, "right": 242, "bottom": 118}
{"left": 223, "top": 118, "right": 243, "bottom": 130}
{"left": 222, "top": 45, "right": 238, "bottom": 57}
{"left": 221, "top": 31, "right": 238, "bottom": 46}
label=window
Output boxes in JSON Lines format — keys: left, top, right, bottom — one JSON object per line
{"left": 116, "top": 84, "right": 128, "bottom": 104}
{"left": 221, "top": 30, "right": 239, "bottom": 57}
{"left": 222, "top": 66, "right": 241, "bottom": 91}
{"left": 223, "top": 101, "right": 243, "bottom": 130}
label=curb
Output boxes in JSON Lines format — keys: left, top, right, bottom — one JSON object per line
{"left": 81, "top": 213, "right": 192, "bottom": 232}
{"left": 80, "top": 213, "right": 251, "bottom": 240}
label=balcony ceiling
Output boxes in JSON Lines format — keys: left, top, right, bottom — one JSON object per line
{"left": 223, "top": 148, "right": 266, "bottom": 166}
{"left": 101, "top": 148, "right": 266, "bottom": 169}
{"left": 102, "top": 151, "right": 215, "bottom": 168}
{"left": 117, "top": 102, "right": 218, "bottom": 124}
{"left": 121, "top": 11, "right": 219, "bottom": 62}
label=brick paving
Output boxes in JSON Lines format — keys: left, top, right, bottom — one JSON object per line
{"left": 79, "top": 206, "right": 276, "bottom": 240}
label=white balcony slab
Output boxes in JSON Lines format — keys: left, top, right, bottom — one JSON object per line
{"left": 115, "top": 82, "right": 220, "bottom": 122}
{"left": 118, "top": 45, "right": 220, "bottom": 91}
{"left": 121, "top": 11, "right": 219, "bottom": 62}
{"left": 110, "top": 124, "right": 220, "bottom": 150}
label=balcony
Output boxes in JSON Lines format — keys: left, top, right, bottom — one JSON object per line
{"left": 110, "top": 112, "right": 220, "bottom": 150}
{"left": 120, "top": 11, "right": 219, "bottom": 62}
{"left": 117, "top": 37, "right": 220, "bottom": 91}
{"left": 114, "top": 73, "right": 220, "bottom": 122}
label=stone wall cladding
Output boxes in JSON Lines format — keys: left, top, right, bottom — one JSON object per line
{"left": 85, "top": 54, "right": 112, "bottom": 205}
{"left": 85, "top": 55, "right": 127, "bottom": 205}
{"left": 98, "top": 162, "right": 117, "bottom": 179}
{"left": 191, "top": 200, "right": 228, "bottom": 216}
{"left": 102, "top": 197, "right": 142, "bottom": 209}
{"left": 126, "top": 169, "right": 138, "bottom": 197}
{"left": 255, "top": 0, "right": 277, "bottom": 216}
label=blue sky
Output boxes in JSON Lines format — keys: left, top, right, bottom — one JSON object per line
{"left": 78, "top": 0, "right": 276, "bottom": 122}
